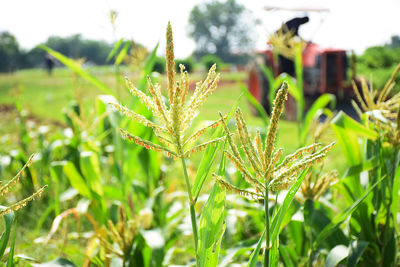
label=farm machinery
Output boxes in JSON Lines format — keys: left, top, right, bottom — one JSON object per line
{"left": 248, "top": 6, "right": 359, "bottom": 119}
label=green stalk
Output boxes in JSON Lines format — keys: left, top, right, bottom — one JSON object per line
{"left": 180, "top": 155, "right": 199, "bottom": 262}
{"left": 264, "top": 188, "right": 270, "bottom": 267}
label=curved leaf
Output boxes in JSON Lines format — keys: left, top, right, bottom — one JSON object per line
{"left": 63, "top": 162, "right": 91, "bottom": 199}
{"left": 313, "top": 177, "right": 384, "bottom": 249}
{"left": 198, "top": 183, "right": 226, "bottom": 267}
{"left": 39, "top": 45, "right": 114, "bottom": 95}
{"left": 240, "top": 83, "right": 269, "bottom": 125}
{"left": 301, "top": 94, "right": 336, "bottom": 143}
{"left": 247, "top": 231, "right": 266, "bottom": 267}
{"left": 0, "top": 210, "right": 15, "bottom": 257}
{"left": 270, "top": 169, "right": 308, "bottom": 246}
{"left": 325, "top": 245, "right": 349, "bottom": 267}
{"left": 347, "top": 240, "right": 368, "bottom": 267}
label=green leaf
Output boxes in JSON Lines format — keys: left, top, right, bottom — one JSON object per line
{"left": 31, "top": 258, "right": 77, "bottom": 267}
{"left": 6, "top": 225, "right": 16, "bottom": 267}
{"left": 39, "top": 45, "right": 114, "bottom": 95}
{"left": 79, "top": 151, "right": 103, "bottom": 196}
{"left": 192, "top": 130, "right": 224, "bottom": 202}
{"left": 391, "top": 151, "right": 400, "bottom": 227}
{"left": 115, "top": 41, "right": 131, "bottom": 66}
{"left": 279, "top": 244, "right": 295, "bottom": 267}
{"left": 50, "top": 161, "right": 65, "bottom": 216}
{"left": 343, "top": 156, "right": 379, "bottom": 178}
{"left": 106, "top": 38, "right": 124, "bottom": 62}
{"left": 0, "top": 210, "right": 15, "bottom": 257}
{"left": 247, "top": 231, "right": 266, "bottom": 267}
{"left": 239, "top": 83, "right": 269, "bottom": 125}
{"left": 258, "top": 64, "right": 276, "bottom": 106}
{"left": 270, "top": 169, "right": 308, "bottom": 246}
{"left": 313, "top": 177, "right": 384, "bottom": 249}
{"left": 63, "top": 162, "right": 91, "bottom": 199}
{"left": 382, "top": 227, "right": 396, "bottom": 267}
{"left": 198, "top": 183, "right": 226, "bottom": 267}
{"left": 347, "top": 240, "right": 368, "bottom": 267}
{"left": 141, "top": 229, "right": 165, "bottom": 267}
{"left": 300, "top": 94, "right": 336, "bottom": 143}
{"left": 332, "top": 111, "right": 378, "bottom": 140}
{"left": 294, "top": 42, "right": 305, "bottom": 121}
{"left": 325, "top": 245, "right": 349, "bottom": 267}
{"left": 269, "top": 239, "right": 279, "bottom": 267}
{"left": 192, "top": 94, "right": 242, "bottom": 201}
{"left": 331, "top": 123, "right": 362, "bottom": 166}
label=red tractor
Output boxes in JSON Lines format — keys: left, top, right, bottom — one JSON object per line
{"left": 248, "top": 7, "right": 358, "bottom": 119}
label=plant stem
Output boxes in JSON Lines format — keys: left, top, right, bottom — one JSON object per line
{"left": 264, "top": 188, "right": 270, "bottom": 267}
{"left": 180, "top": 156, "right": 199, "bottom": 261}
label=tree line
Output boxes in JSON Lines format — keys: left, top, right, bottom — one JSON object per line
{"left": 0, "top": 31, "right": 115, "bottom": 72}
{"left": 0, "top": 0, "right": 258, "bottom": 73}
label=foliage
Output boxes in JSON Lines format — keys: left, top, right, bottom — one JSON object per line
{"left": 357, "top": 38, "right": 400, "bottom": 92}
{"left": 175, "top": 57, "right": 195, "bottom": 73}
{"left": 188, "top": 0, "right": 257, "bottom": 62}
{"left": 43, "top": 34, "right": 114, "bottom": 65}
{"left": 325, "top": 64, "right": 400, "bottom": 266}
{"left": 358, "top": 46, "right": 400, "bottom": 69}
{"left": 0, "top": 154, "right": 46, "bottom": 265}
{"left": 217, "top": 82, "right": 333, "bottom": 266}
{"left": 152, "top": 56, "right": 166, "bottom": 74}
{"left": 0, "top": 32, "right": 19, "bottom": 72}
{"left": 201, "top": 54, "right": 223, "bottom": 71}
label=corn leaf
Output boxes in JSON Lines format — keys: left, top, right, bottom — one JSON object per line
{"left": 269, "top": 239, "right": 279, "bottom": 267}
{"left": 247, "top": 231, "right": 266, "bottom": 267}
{"left": 325, "top": 245, "right": 349, "bottom": 267}
{"left": 115, "top": 41, "right": 131, "bottom": 66}
{"left": 294, "top": 42, "right": 305, "bottom": 121}
{"left": 331, "top": 124, "right": 362, "bottom": 166}
{"left": 258, "top": 64, "right": 276, "bottom": 107}
{"left": 343, "top": 156, "right": 379, "bottom": 178}
{"left": 192, "top": 94, "right": 242, "bottom": 201}
{"left": 331, "top": 111, "right": 378, "bottom": 140}
{"left": 0, "top": 210, "right": 15, "bottom": 257}
{"left": 240, "top": 83, "right": 269, "bottom": 126}
{"left": 79, "top": 151, "right": 103, "bottom": 196}
{"left": 6, "top": 226, "right": 16, "bottom": 267}
{"left": 106, "top": 38, "right": 124, "bottom": 62}
{"left": 279, "top": 244, "right": 295, "bottom": 267}
{"left": 313, "top": 177, "right": 384, "bottom": 249}
{"left": 39, "top": 45, "right": 114, "bottom": 96}
{"left": 347, "top": 241, "right": 368, "bottom": 267}
{"left": 31, "top": 258, "right": 77, "bottom": 266}
{"left": 270, "top": 169, "right": 308, "bottom": 246}
{"left": 300, "top": 94, "right": 336, "bottom": 143}
{"left": 391, "top": 152, "right": 400, "bottom": 227}
{"left": 63, "top": 162, "right": 91, "bottom": 199}
{"left": 198, "top": 183, "right": 226, "bottom": 267}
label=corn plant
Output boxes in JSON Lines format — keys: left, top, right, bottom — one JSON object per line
{"left": 215, "top": 82, "right": 334, "bottom": 266}
{"left": 111, "top": 22, "right": 228, "bottom": 265}
{"left": 326, "top": 64, "right": 400, "bottom": 266}
{"left": 0, "top": 154, "right": 46, "bottom": 263}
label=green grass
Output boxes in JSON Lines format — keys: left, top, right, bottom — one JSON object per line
{"left": 0, "top": 67, "right": 346, "bottom": 175}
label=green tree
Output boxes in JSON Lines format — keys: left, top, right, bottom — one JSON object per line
{"left": 0, "top": 31, "right": 20, "bottom": 72}
{"left": 44, "top": 34, "right": 113, "bottom": 65}
{"left": 188, "top": 0, "right": 257, "bottom": 63}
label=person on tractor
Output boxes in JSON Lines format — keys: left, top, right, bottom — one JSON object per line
{"left": 281, "top": 16, "right": 309, "bottom": 36}
{"left": 273, "top": 16, "right": 309, "bottom": 76}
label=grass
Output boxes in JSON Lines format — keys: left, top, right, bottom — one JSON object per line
{"left": 0, "top": 66, "right": 346, "bottom": 175}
